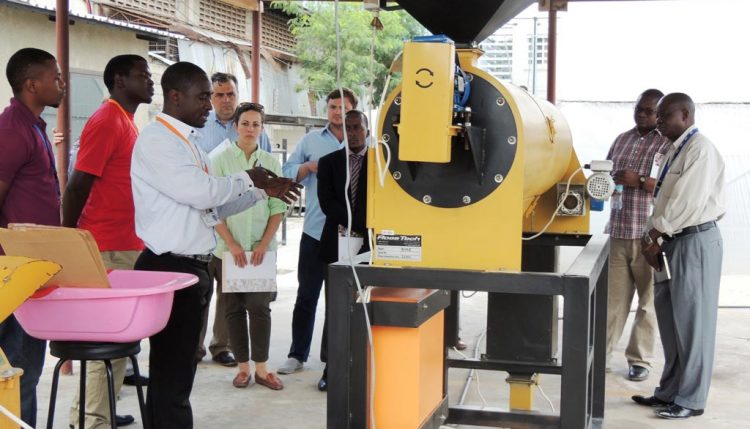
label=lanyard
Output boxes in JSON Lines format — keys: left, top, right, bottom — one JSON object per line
{"left": 155, "top": 116, "right": 208, "bottom": 173}
{"left": 32, "top": 124, "right": 61, "bottom": 197}
{"left": 107, "top": 99, "right": 139, "bottom": 136}
{"left": 654, "top": 128, "right": 699, "bottom": 198}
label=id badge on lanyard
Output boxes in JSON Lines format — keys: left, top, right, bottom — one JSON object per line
{"left": 156, "top": 116, "right": 217, "bottom": 227}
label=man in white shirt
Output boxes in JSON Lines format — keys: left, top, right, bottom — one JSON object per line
{"left": 633, "top": 93, "right": 725, "bottom": 420}
{"left": 130, "top": 61, "right": 300, "bottom": 429}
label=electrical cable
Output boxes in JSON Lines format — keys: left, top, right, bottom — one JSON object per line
{"left": 457, "top": 329, "right": 488, "bottom": 407}
{"left": 537, "top": 383, "right": 556, "bottom": 413}
{"left": 522, "top": 166, "right": 584, "bottom": 241}
{"left": 0, "top": 404, "right": 33, "bottom": 429}
{"left": 334, "top": 2, "right": 377, "bottom": 428}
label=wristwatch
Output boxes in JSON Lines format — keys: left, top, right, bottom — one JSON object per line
{"left": 639, "top": 175, "right": 646, "bottom": 189}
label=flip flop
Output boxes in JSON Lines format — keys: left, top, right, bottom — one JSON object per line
{"left": 233, "top": 371, "right": 251, "bottom": 388}
{"left": 255, "top": 372, "right": 284, "bottom": 390}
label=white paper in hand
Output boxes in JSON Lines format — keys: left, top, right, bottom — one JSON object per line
{"left": 208, "top": 138, "right": 232, "bottom": 161}
{"left": 222, "top": 251, "right": 277, "bottom": 293}
{"left": 338, "top": 236, "right": 364, "bottom": 262}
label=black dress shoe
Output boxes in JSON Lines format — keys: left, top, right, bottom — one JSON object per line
{"left": 116, "top": 414, "right": 136, "bottom": 427}
{"left": 318, "top": 367, "right": 328, "bottom": 392}
{"left": 656, "top": 404, "right": 704, "bottom": 419}
{"left": 212, "top": 351, "right": 238, "bottom": 367}
{"left": 317, "top": 376, "right": 328, "bottom": 392}
{"left": 455, "top": 338, "right": 467, "bottom": 351}
{"left": 628, "top": 365, "right": 649, "bottom": 381}
{"left": 632, "top": 395, "right": 672, "bottom": 407}
{"left": 123, "top": 374, "right": 149, "bottom": 386}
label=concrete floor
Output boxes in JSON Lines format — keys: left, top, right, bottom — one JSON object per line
{"left": 34, "top": 218, "right": 750, "bottom": 428}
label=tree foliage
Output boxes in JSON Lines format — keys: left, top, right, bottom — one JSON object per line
{"left": 272, "top": 1, "right": 425, "bottom": 108}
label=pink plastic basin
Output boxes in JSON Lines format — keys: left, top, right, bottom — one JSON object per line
{"left": 14, "top": 270, "right": 198, "bottom": 342}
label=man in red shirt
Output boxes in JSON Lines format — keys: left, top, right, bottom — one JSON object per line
{"left": 62, "top": 54, "right": 154, "bottom": 429}
{"left": 0, "top": 47, "right": 65, "bottom": 428}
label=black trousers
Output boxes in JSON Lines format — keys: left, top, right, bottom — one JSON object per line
{"left": 135, "top": 249, "right": 211, "bottom": 429}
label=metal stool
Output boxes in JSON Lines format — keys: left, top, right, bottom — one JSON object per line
{"left": 46, "top": 341, "right": 146, "bottom": 429}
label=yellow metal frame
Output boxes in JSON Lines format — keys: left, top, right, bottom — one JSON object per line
{"left": 0, "top": 256, "right": 61, "bottom": 428}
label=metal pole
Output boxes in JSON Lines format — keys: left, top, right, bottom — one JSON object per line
{"left": 251, "top": 9, "right": 261, "bottom": 103}
{"left": 531, "top": 16, "right": 537, "bottom": 95}
{"left": 281, "top": 138, "right": 287, "bottom": 245}
{"left": 56, "top": 0, "right": 70, "bottom": 189}
{"left": 547, "top": 9, "right": 557, "bottom": 104}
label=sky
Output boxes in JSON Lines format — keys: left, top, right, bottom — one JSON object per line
{"left": 513, "top": 0, "right": 750, "bottom": 103}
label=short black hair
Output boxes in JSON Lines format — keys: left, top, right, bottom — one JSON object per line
{"left": 5, "top": 48, "right": 56, "bottom": 94}
{"left": 103, "top": 55, "right": 147, "bottom": 92}
{"left": 660, "top": 92, "right": 695, "bottom": 116}
{"left": 161, "top": 62, "right": 208, "bottom": 95}
{"left": 211, "top": 72, "right": 238, "bottom": 86}
{"left": 639, "top": 88, "right": 664, "bottom": 102}
{"left": 326, "top": 88, "right": 358, "bottom": 109}
{"left": 233, "top": 102, "right": 265, "bottom": 124}
{"left": 345, "top": 109, "right": 368, "bottom": 128}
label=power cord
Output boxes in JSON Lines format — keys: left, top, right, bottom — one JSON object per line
{"left": 522, "top": 166, "right": 584, "bottom": 241}
{"left": 334, "top": 2, "right": 377, "bottom": 428}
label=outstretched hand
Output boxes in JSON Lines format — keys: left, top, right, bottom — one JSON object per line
{"left": 246, "top": 167, "right": 303, "bottom": 204}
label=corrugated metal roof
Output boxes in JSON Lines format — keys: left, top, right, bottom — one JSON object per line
{"left": 2, "top": 0, "right": 184, "bottom": 39}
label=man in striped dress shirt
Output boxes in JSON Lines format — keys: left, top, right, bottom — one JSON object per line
{"left": 605, "top": 89, "right": 671, "bottom": 381}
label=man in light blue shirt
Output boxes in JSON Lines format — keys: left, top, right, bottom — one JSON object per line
{"left": 195, "top": 72, "right": 272, "bottom": 367}
{"left": 277, "top": 88, "right": 358, "bottom": 392}
{"left": 194, "top": 72, "right": 272, "bottom": 155}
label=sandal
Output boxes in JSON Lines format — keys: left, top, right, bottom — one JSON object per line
{"left": 232, "top": 371, "right": 251, "bottom": 388}
{"left": 255, "top": 372, "right": 284, "bottom": 390}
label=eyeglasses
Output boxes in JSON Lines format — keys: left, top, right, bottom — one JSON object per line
{"left": 238, "top": 102, "right": 264, "bottom": 111}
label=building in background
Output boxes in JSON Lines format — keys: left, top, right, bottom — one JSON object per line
{"left": 478, "top": 13, "right": 548, "bottom": 99}
{"left": 0, "top": 0, "right": 322, "bottom": 153}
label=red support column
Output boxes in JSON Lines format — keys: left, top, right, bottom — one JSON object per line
{"left": 251, "top": 10, "right": 261, "bottom": 103}
{"left": 547, "top": 8, "right": 557, "bottom": 104}
{"left": 56, "top": 0, "right": 70, "bottom": 188}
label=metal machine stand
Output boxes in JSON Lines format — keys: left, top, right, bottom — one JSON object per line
{"left": 328, "top": 234, "right": 609, "bottom": 429}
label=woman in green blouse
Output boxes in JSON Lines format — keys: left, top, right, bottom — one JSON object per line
{"left": 210, "top": 102, "right": 286, "bottom": 390}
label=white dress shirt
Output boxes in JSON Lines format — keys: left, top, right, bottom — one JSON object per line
{"left": 648, "top": 125, "right": 725, "bottom": 236}
{"left": 131, "top": 113, "right": 266, "bottom": 255}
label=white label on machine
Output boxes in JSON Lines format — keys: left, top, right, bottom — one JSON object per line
{"left": 375, "top": 234, "right": 422, "bottom": 262}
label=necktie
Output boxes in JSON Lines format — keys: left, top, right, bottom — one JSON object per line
{"left": 349, "top": 153, "right": 363, "bottom": 210}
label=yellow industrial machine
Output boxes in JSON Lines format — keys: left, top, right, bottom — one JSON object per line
{"left": 368, "top": 42, "right": 589, "bottom": 272}
{"left": 0, "top": 257, "right": 61, "bottom": 428}
{"left": 328, "top": 1, "right": 609, "bottom": 429}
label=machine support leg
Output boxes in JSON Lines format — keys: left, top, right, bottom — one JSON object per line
{"left": 506, "top": 373, "right": 538, "bottom": 411}
{"left": 592, "top": 259, "right": 609, "bottom": 419}
{"left": 560, "top": 277, "right": 591, "bottom": 428}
